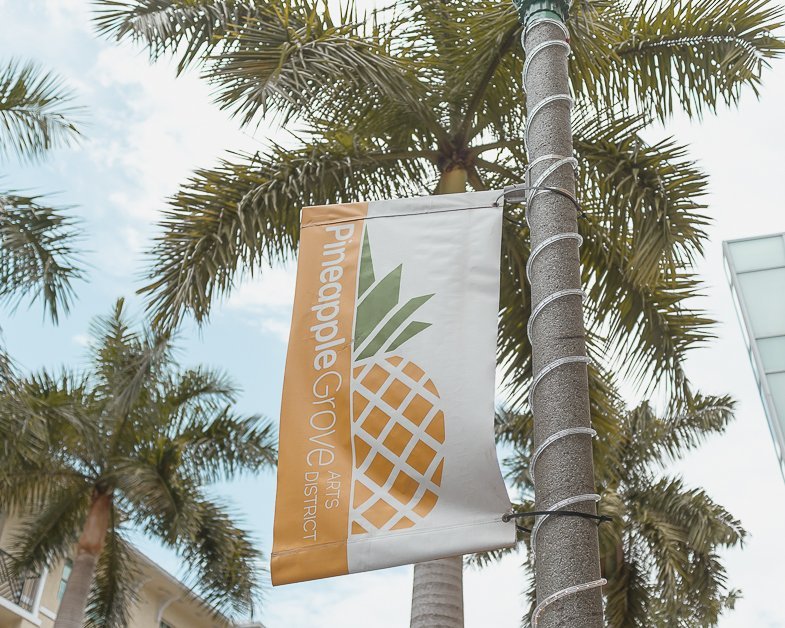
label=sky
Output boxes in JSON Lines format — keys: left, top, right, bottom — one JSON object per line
{"left": 1, "top": 1, "right": 784, "bottom": 626}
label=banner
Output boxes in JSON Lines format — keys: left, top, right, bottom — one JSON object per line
{"left": 272, "top": 191, "right": 515, "bottom": 585}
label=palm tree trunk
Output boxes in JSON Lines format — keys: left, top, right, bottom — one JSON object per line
{"left": 409, "top": 165, "right": 467, "bottom": 628}
{"left": 411, "top": 556, "right": 464, "bottom": 627}
{"left": 54, "top": 491, "right": 111, "bottom": 628}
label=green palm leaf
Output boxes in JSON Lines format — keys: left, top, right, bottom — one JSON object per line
{"left": 0, "top": 60, "right": 81, "bottom": 163}
{"left": 609, "top": 0, "right": 785, "bottom": 119}
{"left": 93, "top": 0, "right": 260, "bottom": 72}
{"left": 0, "top": 191, "right": 83, "bottom": 322}
{"left": 85, "top": 524, "right": 139, "bottom": 628}
{"left": 205, "top": 2, "right": 428, "bottom": 126}
{"left": 140, "top": 139, "right": 435, "bottom": 327}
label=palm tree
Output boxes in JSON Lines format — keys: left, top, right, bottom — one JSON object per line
{"left": 0, "top": 299, "right": 276, "bottom": 627}
{"left": 92, "top": 0, "right": 784, "bottom": 624}
{"left": 0, "top": 59, "right": 83, "bottom": 322}
{"left": 491, "top": 388, "right": 745, "bottom": 626}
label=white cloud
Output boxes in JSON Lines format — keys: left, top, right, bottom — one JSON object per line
{"left": 86, "top": 45, "right": 260, "bottom": 223}
{"left": 42, "top": 0, "right": 90, "bottom": 29}
{"left": 72, "top": 333, "right": 90, "bottom": 347}
{"left": 225, "top": 268, "right": 297, "bottom": 343}
{"left": 227, "top": 268, "right": 297, "bottom": 312}
{"left": 258, "top": 319, "right": 291, "bottom": 343}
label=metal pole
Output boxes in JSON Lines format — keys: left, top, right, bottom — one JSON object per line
{"left": 511, "top": 1, "right": 606, "bottom": 626}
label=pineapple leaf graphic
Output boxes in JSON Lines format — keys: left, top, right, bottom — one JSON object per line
{"left": 359, "top": 228, "right": 375, "bottom": 297}
{"left": 354, "top": 230, "right": 433, "bottom": 361}
{"left": 350, "top": 228, "right": 446, "bottom": 535}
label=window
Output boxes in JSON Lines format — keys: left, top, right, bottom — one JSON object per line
{"left": 728, "top": 236, "right": 785, "bottom": 273}
{"left": 737, "top": 267, "right": 785, "bottom": 338}
{"left": 57, "top": 560, "right": 72, "bottom": 601}
{"left": 759, "top": 336, "right": 785, "bottom": 374}
{"left": 160, "top": 621, "right": 174, "bottom": 628}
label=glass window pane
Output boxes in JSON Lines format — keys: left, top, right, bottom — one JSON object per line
{"left": 729, "top": 236, "right": 785, "bottom": 272}
{"left": 58, "top": 559, "right": 72, "bottom": 601}
{"left": 769, "top": 372, "right": 785, "bottom": 435}
{"left": 758, "top": 336, "right": 785, "bottom": 373}
{"left": 737, "top": 268, "right": 785, "bottom": 338}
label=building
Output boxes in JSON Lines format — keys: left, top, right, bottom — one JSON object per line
{"left": 0, "top": 514, "right": 263, "bottom": 628}
{"left": 724, "top": 232, "right": 785, "bottom": 480}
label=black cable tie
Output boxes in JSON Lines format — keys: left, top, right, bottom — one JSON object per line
{"left": 503, "top": 510, "right": 613, "bottom": 528}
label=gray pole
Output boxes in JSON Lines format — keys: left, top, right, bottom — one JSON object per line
{"left": 510, "top": 1, "right": 605, "bottom": 627}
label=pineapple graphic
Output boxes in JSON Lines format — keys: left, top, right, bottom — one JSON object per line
{"left": 350, "top": 229, "right": 446, "bottom": 536}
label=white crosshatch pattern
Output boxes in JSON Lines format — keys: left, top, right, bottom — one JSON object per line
{"left": 350, "top": 353, "right": 445, "bottom": 534}
{"left": 341, "top": 193, "right": 514, "bottom": 576}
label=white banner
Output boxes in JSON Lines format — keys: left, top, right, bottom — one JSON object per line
{"left": 272, "top": 191, "right": 514, "bottom": 585}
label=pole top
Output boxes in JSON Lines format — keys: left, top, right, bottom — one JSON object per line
{"left": 512, "top": 0, "right": 572, "bottom": 25}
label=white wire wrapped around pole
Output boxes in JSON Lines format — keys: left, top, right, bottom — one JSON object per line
{"left": 512, "top": 1, "right": 606, "bottom": 626}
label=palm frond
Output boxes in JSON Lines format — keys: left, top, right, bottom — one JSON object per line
{"left": 608, "top": 0, "right": 785, "bottom": 119}
{"left": 0, "top": 60, "right": 81, "bottom": 162}
{"left": 410, "top": 1, "right": 523, "bottom": 141}
{"left": 140, "top": 140, "right": 434, "bottom": 328}
{"left": 10, "top": 480, "right": 90, "bottom": 573}
{"left": 205, "top": 1, "right": 428, "bottom": 127}
{"left": 0, "top": 191, "right": 83, "bottom": 322}
{"left": 160, "top": 366, "right": 237, "bottom": 417}
{"left": 89, "top": 299, "right": 174, "bottom": 446}
{"left": 84, "top": 518, "right": 139, "bottom": 628}
{"left": 566, "top": 0, "right": 623, "bottom": 108}
{"left": 113, "top": 453, "right": 203, "bottom": 542}
{"left": 603, "top": 559, "right": 651, "bottom": 628}
{"left": 616, "top": 395, "right": 736, "bottom": 475}
{"left": 576, "top": 111, "right": 711, "bottom": 282}
{"left": 93, "top": 0, "right": 260, "bottom": 72}
{"left": 580, "top": 218, "right": 713, "bottom": 397}
{"left": 0, "top": 367, "right": 96, "bottom": 477}
{"left": 175, "top": 498, "right": 262, "bottom": 618}
{"left": 175, "top": 410, "right": 277, "bottom": 482}
{"left": 627, "top": 476, "right": 745, "bottom": 625}
{"left": 463, "top": 543, "right": 521, "bottom": 570}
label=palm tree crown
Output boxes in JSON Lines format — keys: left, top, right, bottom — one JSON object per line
{"left": 0, "top": 299, "right": 276, "bottom": 625}
{"left": 494, "top": 388, "right": 745, "bottom": 626}
{"left": 94, "top": 0, "right": 783, "bottom": 400}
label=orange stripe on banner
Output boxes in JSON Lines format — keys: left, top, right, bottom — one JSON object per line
{"left": 301, "top": 202, "right": 369, "bottom": 228}
{"left": 272, "top": 202, "right": 367, "bottom": 585}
